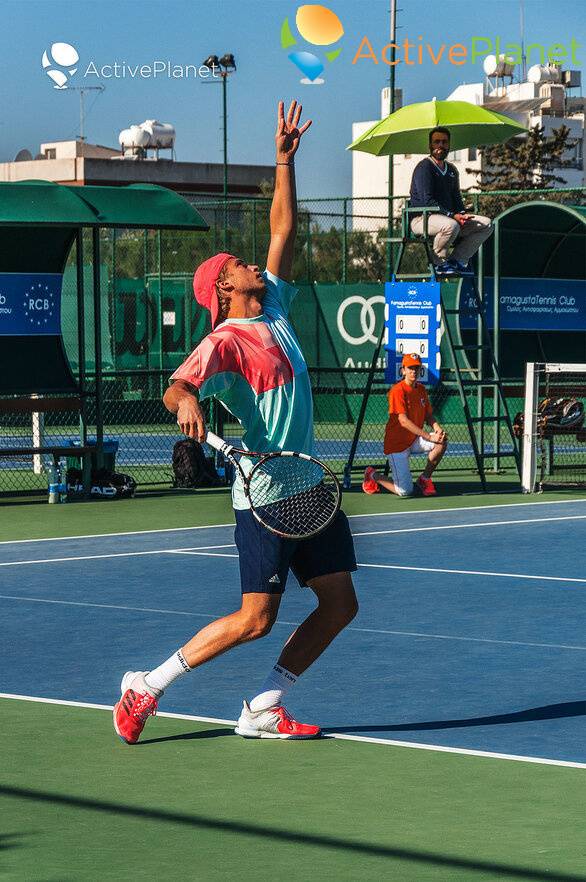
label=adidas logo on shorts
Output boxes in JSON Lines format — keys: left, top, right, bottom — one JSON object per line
{"left": 269, "top": 574, "right": 280, "bottom": 584}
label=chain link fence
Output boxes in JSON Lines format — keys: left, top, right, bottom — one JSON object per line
{"left": 1, "top": 187, "right": 583, "bottom": 495}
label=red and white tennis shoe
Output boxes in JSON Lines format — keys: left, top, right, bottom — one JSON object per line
{"left": 362, "top": 466, "right": 380, "bottom": 495}
{"left": 113, "top": 671, "right": 161, "bottom": 744}
{"left": 235, "top": 701, "right": 321, "bottom": 739}
{"left": 416, "top": 475, "right": 437, "bottom": 496}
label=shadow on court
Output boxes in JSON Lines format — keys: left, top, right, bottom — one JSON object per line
{"left": 0, "top": 833, "right": 26, "bottom": 851}
{"left": 1, "top": 785, "right": 585, "bottom": 882}
{"left": 327, "top": 700, "right": 586, "bottom": 734}
{"left": 136, "top": 726, "right": 234, "bottom": 745}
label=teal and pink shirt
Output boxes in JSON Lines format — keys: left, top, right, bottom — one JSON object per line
{"left": 170, "top": 270, "right": 314, "bottom": 509}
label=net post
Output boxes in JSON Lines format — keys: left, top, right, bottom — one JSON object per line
{"left": 521, "top": 361, "right": 540, "bottom": 492}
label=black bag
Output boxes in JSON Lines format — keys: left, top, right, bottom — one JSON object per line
{"left": 172, "top": 438, "right": 222, "bottom": 488}
{"left": 513, "top": 397, "right": 584, "bottom": 439}
{"left": 538, "top": 397, "right": 584, "bottom": 433}
{"left": 66, "top": 467, "right": 137, "bottom": 499}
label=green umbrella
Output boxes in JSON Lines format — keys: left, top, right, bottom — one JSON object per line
{"left": 348, "top": 99, "right": 528, "bottom": 156}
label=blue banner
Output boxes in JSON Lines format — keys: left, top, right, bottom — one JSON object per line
{"left": 460, "top": 278, "right": 586, "bottom": 331}
{"left": 384, "top": 278, "right": 442, "bottom": 386}
{"left": 0, "top": 273, "right": 63, "bottom": 336}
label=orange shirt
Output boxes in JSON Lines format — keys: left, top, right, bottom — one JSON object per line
{"left": 384, "top": 380, "right": 433, "bottom": 454}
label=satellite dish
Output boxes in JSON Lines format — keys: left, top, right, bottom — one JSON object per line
{"left": 14, "top": 149, "right": 33, "bottom": 162}
{"left": 483, "top": 54, "right": 515, "bottom": 77}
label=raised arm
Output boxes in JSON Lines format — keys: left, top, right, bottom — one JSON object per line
{"left": 266, "top": 99, "right": 312, "bottom": 282}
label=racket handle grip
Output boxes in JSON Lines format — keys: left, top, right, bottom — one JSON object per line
{"left": 205, "top": 431, "right": 232, "bottom": 454}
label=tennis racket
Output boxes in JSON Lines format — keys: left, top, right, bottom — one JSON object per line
{"left": 205, "top": 431, "right": 341, "bottom": 540}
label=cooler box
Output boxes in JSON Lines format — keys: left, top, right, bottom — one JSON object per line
{"left": 65, "top": 439, "right": 119, "bottom": 472}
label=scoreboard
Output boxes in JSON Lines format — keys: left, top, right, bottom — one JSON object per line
{"left": 384, "top": 278, "right": 442, "bottom": 386}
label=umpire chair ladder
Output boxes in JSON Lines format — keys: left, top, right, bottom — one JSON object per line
{"left": 343, "top": 205, "right": 520, "bottom": 491}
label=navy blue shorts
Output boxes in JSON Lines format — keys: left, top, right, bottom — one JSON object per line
{"left": 234, "top": 508, "right": 357, "bottom": 594}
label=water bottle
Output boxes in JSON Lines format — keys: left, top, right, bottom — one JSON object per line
{"left": 57, "top": 463, "right": 68, "bottom": 503}
{"left": 48, "top": 464, "right": 59, "bottom": 504}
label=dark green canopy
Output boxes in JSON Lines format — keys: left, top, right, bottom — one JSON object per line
{"left": 0, "top": 181, "right": 208, "bottom": 230}
{"left": 0, "top": 180, "right": 208, "bottom": 396}
{"left": 486, "top": 201, "right": 586, "bottom": 279}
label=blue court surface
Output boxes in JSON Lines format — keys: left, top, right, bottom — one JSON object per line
{"left": 1, "top": 498, "right": 585, "bottom": 766}
{"left": 0, "top": 431, "right": 520, "bottom": 467}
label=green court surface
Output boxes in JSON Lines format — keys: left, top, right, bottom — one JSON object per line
{"left": 1, "top": 473, "right": 585, "bottom": 542}
{"left": 1, "top": 697, "right": 585, "bottom": 882}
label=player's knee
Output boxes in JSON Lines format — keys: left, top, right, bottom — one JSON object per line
{"left": 325, "top": 594, "right": 358, "bottom": 631}
{"left": 240, "top": 610, "right": 276, "bottom": 640}
{"left": 342, "top": 595, "right": 359, "bottom": 624}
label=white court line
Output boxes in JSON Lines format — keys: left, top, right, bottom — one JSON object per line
{"left": 2, "top": 513, "right": 584, "bottom": 568}
{"left": 0, "top": 595, "right": 222, "bottom": 619}
{"left": 0, "top": 522, "right": 235, "bottom": 546}
{"left": 1, "top": 497, "right": 585, "bottom": 546}
{"left": 0, "top": 544, "right": 237, "bottom": 568}
{"left": 353, "top": 513, "right": 586, "bottom": 537}
{"left": 1, "top": 692, "right": 584, "bottom": 770}
{"left": 357, "top": 562, "right": 586, "bottom": 585}
{"left": 168, "top": 550, "right": 239, "bottom": 559}
{"left": 2, "top": 594, "right": 585, "bottom": 651}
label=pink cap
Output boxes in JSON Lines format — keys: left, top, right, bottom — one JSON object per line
{"left": 193, "top": 252, "right": 236, "bottom": 329}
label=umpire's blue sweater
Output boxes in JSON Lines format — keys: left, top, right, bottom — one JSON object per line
{"left": 410, "top": 157, "right": 465, "bottom": 217}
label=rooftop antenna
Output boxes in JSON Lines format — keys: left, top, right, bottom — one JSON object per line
{"left": 67, "top": 85, "right": 105, "bottom": 141}
{"left": 520, "top": 0, "right": 527, "bottom": 81}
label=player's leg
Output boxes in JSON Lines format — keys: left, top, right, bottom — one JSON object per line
{"left": 179, "top": 591, "right": 282, "bottom": 667}
{"left": 236, "top": 511, "right": 357, "bottom": 739}
{"left": 114, "top": 591, "right": 283, "bottom": 744}
{"left": 277, "top": 570, "right": 358, "bottom": 676}
{"left": 114, "top": 509, "right": 288, "bottom": 744}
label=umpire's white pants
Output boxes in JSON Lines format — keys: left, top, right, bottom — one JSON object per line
{"left": 411, "top": 214, "right": 492, "bottom": 264}
{"left": 388, "top": 436, "right": 436, "bottom": 496}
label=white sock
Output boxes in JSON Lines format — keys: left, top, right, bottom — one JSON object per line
{"left": 249, "top": 664, "right": 298, "bottom": 713}
{"left": 145, "top": 650, "right": 191, "bottom": 693}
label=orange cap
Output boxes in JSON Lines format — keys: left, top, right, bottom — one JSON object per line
{"left": 402, "top": 353, "right": 422, "bottom": 368}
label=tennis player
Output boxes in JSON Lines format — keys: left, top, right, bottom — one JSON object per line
{"left": 363, "top": 353, "right": 448, "bottom": 497}
{"left": 114, "top": 100, "right": 358, "bottom": 744}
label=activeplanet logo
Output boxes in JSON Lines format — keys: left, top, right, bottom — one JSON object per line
{"left": 281, "top": 4, "right": 343, "bottom": 84}
{"left": 41, "top": 41, "right": 220, "bottom": 89}
{"left": 42, "top": 42, "right": 79, "bottom": 89}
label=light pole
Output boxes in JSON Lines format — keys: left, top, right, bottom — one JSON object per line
{"left": 201, "top": 53, "right": 237, "bottom": 250}
{"left": 387, "top": 0, "right": 397, "bottom": 279}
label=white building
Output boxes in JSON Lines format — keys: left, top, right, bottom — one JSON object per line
{"left": 352, "top": 67, "right": 585, "bottom": 230}
{"left": 0, "top": 135, "right": 274, "bottom": 197}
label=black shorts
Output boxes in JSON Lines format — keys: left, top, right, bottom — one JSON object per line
{"left": 234, "top": 508, "right": 357, "bottom": 595}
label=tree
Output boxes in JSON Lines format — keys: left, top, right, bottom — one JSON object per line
{"left": 468, "top": 124, "right": 576, "bottom": 191}
{"left": 465, "top": 124, "right": 579, "bottom": 215}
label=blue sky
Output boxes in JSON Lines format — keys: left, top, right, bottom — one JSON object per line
{"left": 2, "top": 0, "right": 584, "bottom": 196}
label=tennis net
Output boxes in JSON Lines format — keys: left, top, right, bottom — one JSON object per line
{"left": 520, "top": 362, "right": 586, "bottom": 492}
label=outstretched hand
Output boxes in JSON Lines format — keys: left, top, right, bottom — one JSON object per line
{"left": 275, "top": 99, "right": 312, "bottom": 162}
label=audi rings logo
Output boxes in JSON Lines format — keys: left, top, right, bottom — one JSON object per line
{"left": 337, "top": 295, "right": 385, "bottom": 345}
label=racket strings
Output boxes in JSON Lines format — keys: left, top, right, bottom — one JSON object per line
{"left": 247, "top": 456, "right": 340, "bottom": 539}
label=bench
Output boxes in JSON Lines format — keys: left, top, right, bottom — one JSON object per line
{"left": 0, "top": 396, "right": 92, "bottom": 497}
